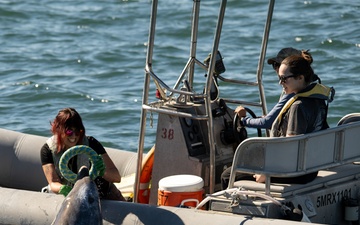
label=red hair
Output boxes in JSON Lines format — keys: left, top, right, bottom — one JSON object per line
{"left": 50, "top": 108, "right": 86, "bottom": 153}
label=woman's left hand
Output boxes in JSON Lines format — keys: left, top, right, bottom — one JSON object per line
{"left": 94, "top": 155, "right": 106, "bottom": 177}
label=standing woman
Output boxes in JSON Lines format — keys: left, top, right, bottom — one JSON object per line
{"left": 40, "top": 107, "right": 125, "bottom": 201}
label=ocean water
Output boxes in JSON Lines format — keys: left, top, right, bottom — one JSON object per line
{"left": 1, "top": 0, "right": 359, "bottom": 152}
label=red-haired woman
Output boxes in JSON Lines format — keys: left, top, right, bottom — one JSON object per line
{"left": 40, "top": 107, "right": 125, "bottom": 201}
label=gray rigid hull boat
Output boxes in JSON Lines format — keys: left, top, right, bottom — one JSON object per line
{"left": 0, "top": 128, "right": 314, "bottom": 225}
{"left": 2, "top": 0, "right": 360, "bottom": 224}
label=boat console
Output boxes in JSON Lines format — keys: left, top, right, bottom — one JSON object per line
{"left": 148, "top": 100, "right": 237, "bottom": 204}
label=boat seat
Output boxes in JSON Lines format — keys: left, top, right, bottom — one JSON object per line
{"left": 233, "top": 163, "right": 360, "bottom": 198}
{"left": 227, "top": 117, "right": 360, "bottom": 195}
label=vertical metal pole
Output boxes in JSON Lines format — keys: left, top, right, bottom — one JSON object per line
{"left": 188, "top": 0, "right": 201, "bottom": 87}
{"left": 134, "top": 0, "right": 158, "bottom": 203}
{"left": 265, "top": 176, "right": 271, "bottom": 195}
{"left": 204, "top": 0, "right": 227, "bottom": 194}
{"left": 257, "top": 0, "right": 275, "bottom": 136}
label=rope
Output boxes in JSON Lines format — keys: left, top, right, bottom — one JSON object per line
{"left": 59, "top": 145, "right": 99, "bottom": 183}
{"left": 195, "top": 188, "right": 283, "bottom": 210}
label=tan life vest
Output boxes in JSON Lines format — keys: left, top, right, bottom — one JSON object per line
{"left": 271, "top": 83, "right": 335, "bottom": 137}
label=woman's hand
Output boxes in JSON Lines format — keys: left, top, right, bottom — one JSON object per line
{"left": 253, "top": 174, "right": 266, "bottom": 183}
{"left": 42, "top": 163, "right": 64, "bottom": 194}
{"left": 59, "top": 185, "right": 72, "bottom": 196}
{"left": 94, "top": 155, "right": 106, "bottom": 177}
{"left": 234, "top": 106, "right": 247, "bottom": 117}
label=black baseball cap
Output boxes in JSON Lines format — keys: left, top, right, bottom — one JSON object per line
{"left": 267, "top": 47, "right": 302, "bottom": 65}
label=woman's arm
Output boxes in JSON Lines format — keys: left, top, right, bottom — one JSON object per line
{"left": 88, "top": 136, "right": 121, "bottom": 183}
{"left": 42, "top": 163, "right": 63, "bottom": 193}
{"left": 101, "top": 153, "right": 121, "bottom": 183}
{"left": 242, "top": 93, "right": 294, "bottom": 129}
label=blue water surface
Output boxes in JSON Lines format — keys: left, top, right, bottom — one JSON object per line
{"left": 0, "top": 0, "right": 359, "bottom": 151}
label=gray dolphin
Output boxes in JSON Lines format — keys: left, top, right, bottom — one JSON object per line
{"left": 52, "top": 166, "right": 102, "bottom": 225}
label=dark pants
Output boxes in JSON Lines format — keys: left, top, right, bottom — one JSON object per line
{"left": 104, "top": 183, "right": 126, "bottom": 201}
{"left": 95, "top": 177, "right": 126, "bottom": 201}
{"left": 221, "top": 166, "right": 318, "bottom": 190}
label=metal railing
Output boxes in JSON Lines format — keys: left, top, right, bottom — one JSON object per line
{"left": 134, "top": 0, "right": 276, "bottom": 202}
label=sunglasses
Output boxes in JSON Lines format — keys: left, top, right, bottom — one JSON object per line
{"left": 272, "top": 62, "right": 280, "bottom": 70}
{"left": 278, "top": 74, "right": 296, "bottom": 83}
{"left": 65, "top": 128, "right": 81, "bottom": 136}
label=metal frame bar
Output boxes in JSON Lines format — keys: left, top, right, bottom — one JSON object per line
{"left": 135, "top": 0, "right": 275, "bottom": 201}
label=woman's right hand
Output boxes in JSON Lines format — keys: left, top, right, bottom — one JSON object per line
{"left": 59, "top": 185, "right": 72, "bottom": 196}
{"left": 253, "top": 174, "right": 266, "bottom": 183}
{"left": 234, "top": 106, "right": 247, "bottom": 117}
